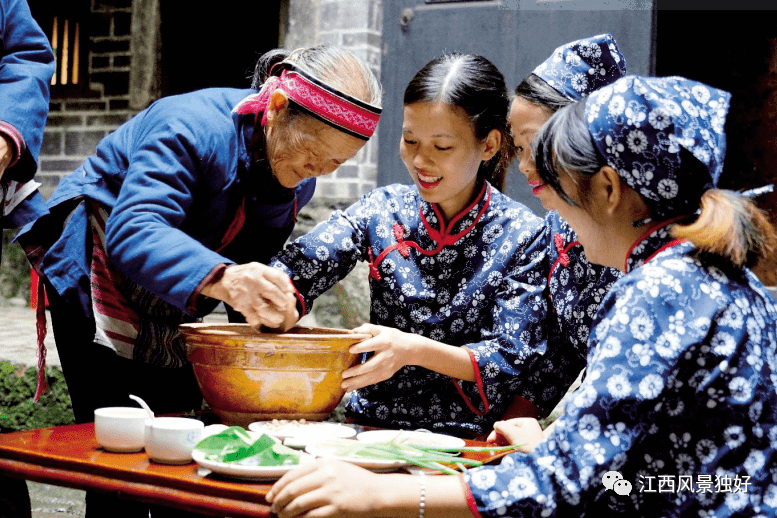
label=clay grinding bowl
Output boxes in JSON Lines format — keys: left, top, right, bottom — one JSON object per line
{"left": 181, "top": 324, "right": 369, "bottom": 427}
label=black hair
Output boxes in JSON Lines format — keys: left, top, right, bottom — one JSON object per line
{"left": 250, "top": 49, "right": 291, "bottom": 88}
{"left": 534, "top": 100, "right": 603, "bottom": 208}
{"left": 403, "top": 53, "right": 514, "bottom": 189}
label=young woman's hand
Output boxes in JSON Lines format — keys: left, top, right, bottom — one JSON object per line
{"left": 487, "top": 418, "right": 545, "bottom": 453}
{"left": 200, "top": 262, "right": 298, "bottom": 330}
{"left": 266, "top": 460, "right": 386, "bottom": 518}
{"left": 341, "top": 323, "right": 417, "bottom": 391}
{"left": 342, "top": 323, "right": 477, "bottom": 390}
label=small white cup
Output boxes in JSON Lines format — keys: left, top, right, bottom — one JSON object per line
{"left": 144, "top": 417, "right": 205, "bottom": 465}
{"left": 94, "top": 407, "right": 149, "bottom": 453}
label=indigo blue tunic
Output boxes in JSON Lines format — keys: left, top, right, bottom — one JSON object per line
{"left": 0, "top": 0, "right": 55, "bottom": 228}
{"left": 272, "top": 182, "right": 552, "bottom": 436}
{"left": 515, "top": 211, "right": 621, "bottom": 416}
{"left": 464, "top": 223, "right": 777, "bottom": 516}
{"left": 22, "top": 88, "right": 315, "bottom": 365}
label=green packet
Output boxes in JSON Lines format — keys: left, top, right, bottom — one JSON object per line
{"left": 193, "top": 426, "right": 301, "bottom": 467}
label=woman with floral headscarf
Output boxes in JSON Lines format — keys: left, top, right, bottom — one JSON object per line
{"left": 493, "top": 35, "right": 626, "bottom": 435}
{"left": 267, "top": 75, "right": 777, "bottom": 518}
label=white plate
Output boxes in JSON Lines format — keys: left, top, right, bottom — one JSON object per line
{"left": 248, "top": 421, "right": 357, "bottom": 441}
{"left": 192, "top": 450, "right": 313, "bottom": 481}
{"left": 304, "top": 442, "right": 410, "bottom": 472}
{"left": 356, "top": 430, "right": 466, "bottom": 449}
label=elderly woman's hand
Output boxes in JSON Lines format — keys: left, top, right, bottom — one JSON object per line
{"left": 201, "top": 262, "right": 299, "bottom": 331}
{"left": 487, "top": 418, "right": 545, "bottom": 453}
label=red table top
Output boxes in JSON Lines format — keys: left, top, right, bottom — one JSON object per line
{"left": 0, "top": 421, "right": 506, "bottom": 517}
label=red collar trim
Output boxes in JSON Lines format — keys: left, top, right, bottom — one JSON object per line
{"left": 367, "top": 184, "right": 491, "bottom": 280}
{"left": 421, "top": 182, "right": 490, "bottom": 248}
{"left": 643, "top": 239, "right": 686, "bottom": 265}
{"left": 624, "top": 215, "right": 687, "bottom": 272}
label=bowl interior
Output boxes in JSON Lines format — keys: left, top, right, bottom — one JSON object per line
{"left": 179, "top": 323, "right": 370, "bottom": 341}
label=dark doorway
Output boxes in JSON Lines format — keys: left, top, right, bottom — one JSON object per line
{"left": 159, "top": 1, "right": 282, "bottom": 97}
{"left": 655, "top": 8, "right": 777, "bottom": 203}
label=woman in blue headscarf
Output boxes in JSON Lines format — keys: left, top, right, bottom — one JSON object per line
{"left": 266, "top": 75, "right": 777, "bottom": 517}
{"left": 495, "top": 34, "right": 626, "bottom": 432}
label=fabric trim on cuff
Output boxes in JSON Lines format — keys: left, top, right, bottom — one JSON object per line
{"left": 449, "top": 347, "right": 490, "bottom": 417}
{"left": 290, "top": 280, "right": 307, "bottom": 317}
{"left": 460, "top": 474, "right": 484, "bottom": 518}
{"left": 0, "top": 122, "right": 24, "bottom": 168}
{"left": 187, "top": 263, "right": 229, "bottom": 315}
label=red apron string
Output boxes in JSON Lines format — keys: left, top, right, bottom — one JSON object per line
{"left": 33, "top": 278, "right": 47, "bottom": 402}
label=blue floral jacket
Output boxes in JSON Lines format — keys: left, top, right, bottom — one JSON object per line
{"left": 272, "top": 182, "right": 552, "bottom": 436}
{"left": 514, "top": 211, "right": 621, "bottom": 415}
{"left": 464, "top": 223, "right": 777, "bottom": 516}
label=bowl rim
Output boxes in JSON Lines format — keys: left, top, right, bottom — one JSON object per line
{"left": 178, "top": 323, "right": 371, "bottom": 341}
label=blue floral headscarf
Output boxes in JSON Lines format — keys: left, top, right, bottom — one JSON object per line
{"left": 585, "top": 75, "right": 731, "bottom": 220}
{"left": 532, "top": 33, "right": 627, "bottom": 100}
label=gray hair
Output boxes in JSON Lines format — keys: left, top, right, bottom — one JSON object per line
{"left": 534, "top": 100, "right": 604, "bottom": 207}
{"left": 252, "top": 45, "right": 382, "bottom": 107}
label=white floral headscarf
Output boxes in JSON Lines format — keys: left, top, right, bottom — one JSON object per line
{"left": 586, "top": 75, "right": 731, "bottom": 220}
{"left": 532, "top": 33, "right": 627, "bottom": 100}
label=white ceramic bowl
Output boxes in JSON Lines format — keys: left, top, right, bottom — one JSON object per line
{"left": 144, "top": 417, "right": 205, "bottom": 465}
{"left": 94, "top": 407, "right": 149, "bottom": 452}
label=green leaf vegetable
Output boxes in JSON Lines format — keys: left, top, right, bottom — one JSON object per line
{"left": 193, "top": 426, "right": 301, "bottom": 467}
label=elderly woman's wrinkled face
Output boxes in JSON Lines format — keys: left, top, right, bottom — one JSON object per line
{"left": 508, "top": 97, "right": 562, "bottom": 211}
{"left": 265, "top": 114, "right": 365, "bottom": 189}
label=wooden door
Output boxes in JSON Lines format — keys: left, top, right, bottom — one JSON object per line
{"left": 378, "top": 0, "right": 656, "bottom": 215}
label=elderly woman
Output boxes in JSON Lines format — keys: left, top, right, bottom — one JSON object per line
{"left": 267, "top": 75, "right": 777, "bottom": 517}
{"left": 21, "top": 44, "right": 381, "bottom": 517}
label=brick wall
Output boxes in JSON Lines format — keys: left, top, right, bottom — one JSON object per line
{"left": 38, "top": 0, "right": 135, "bottom": 200}
{"left": 37, "top": 0, "right": 385, "bottom": 202}
{"left": 285, "top": 0, "right": 384, "bottom": 200}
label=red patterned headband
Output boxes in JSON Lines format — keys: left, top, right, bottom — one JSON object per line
{"left": 235, "top": 64, "right": 381, "bottom": 140}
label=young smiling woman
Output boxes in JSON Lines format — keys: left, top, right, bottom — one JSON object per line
{"left": 267, "top": 73, "right": 777, "bottom": 518}
{"left": 400, "top": 101, "right": 499, "bottom": 222}
{"left": 269, "top": 53, "right": 558, "bottom": 438}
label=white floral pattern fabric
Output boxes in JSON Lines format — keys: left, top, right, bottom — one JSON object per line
{"left": 465, "top": 224, "right": 777, "bottom": 516}
{"left": 532, "top": 33, "right": 627, "bottom": 100}
{"left": 586, "top": 76, "right": 731, "bottom": 220}
{"left": 272, "top": 183, "right": 555, "bottom": 437}
{"left": 515, "top": 211, "right": 621, "bottom": 415}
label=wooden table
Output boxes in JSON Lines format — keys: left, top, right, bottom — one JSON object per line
{"left": 0, "top": 421, "right": 507, "bottom": 517}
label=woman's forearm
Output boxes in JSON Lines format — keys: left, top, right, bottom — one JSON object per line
{"left": 372, "top": 473, "right": 475, "bottom": 518}
{"left": 411, "top": 335, "right": 477, "bottom": 382}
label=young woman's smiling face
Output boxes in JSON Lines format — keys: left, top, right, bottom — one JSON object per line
{"left": 400, "top": 102, "right": 497, "bottom": 222}
{"left": 508, "top": 96, "right": 562, "bottom": 210}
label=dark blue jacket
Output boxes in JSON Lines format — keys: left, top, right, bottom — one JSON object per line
{"left": 1, "top": 0, "right": 55, "bottom": 228}
{"left": 24, "top": 88, "right": 315, "bottom": 316}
